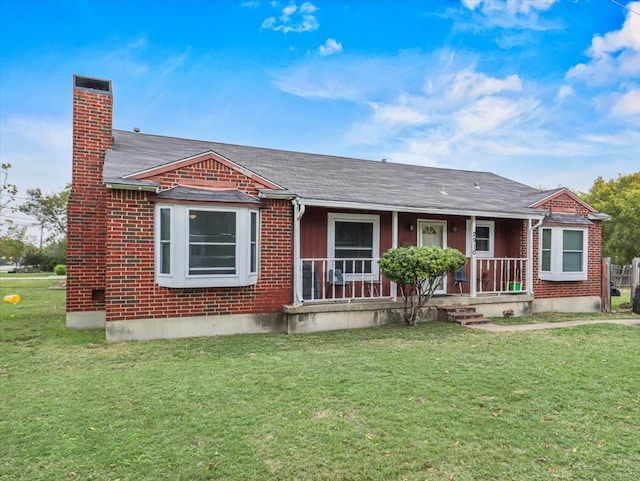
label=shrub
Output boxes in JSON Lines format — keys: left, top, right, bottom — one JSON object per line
{"left": 54, "top": 264, "right": 67, "bottom": 276}
{"left": 379, "top": 246, "right": 466, "bottom": 325}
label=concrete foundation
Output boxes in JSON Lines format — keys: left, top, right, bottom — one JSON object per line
{"left": 532, "top": 296, "right": 601, "bottom": 314}
{"left": 105, "top": 312, "right": 286, "bottom": 342}
{"left": 66, "top": 311, "right": 106, "bottom": 330}
{"left": 69, "top": 294, "right": 602, "bottom": 342}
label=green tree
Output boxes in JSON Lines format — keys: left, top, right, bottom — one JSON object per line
{"left": 580, "top": 173, "right": 640, "bottom": 265}
{"left": 378, "top": 246, "right": 467, "bottom": 325}
{"left": 0, "top": 163, "right": 18, "bottom": 233}
{"left": 0, "top": 226, "right": 29, "bottom": 267}
{"left": 18, "top": 185, "right": 69, "bottom": 243}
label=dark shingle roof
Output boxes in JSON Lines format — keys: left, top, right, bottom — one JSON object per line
{"left": 105, "top": 129, "right": 549, "bottom": 218}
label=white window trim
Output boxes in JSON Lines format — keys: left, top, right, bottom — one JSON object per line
{"left": 155, "top": 204, "right": 260, "bottom": 288}
{"left": 328, "top": 213, "right": 380, "bottom": 281}
{"left": 538, "top": 226, "right": 588, "bottom": 281}
{"left": 157, "top": 206, "right": 173, "bottom": 278}
{"left": 466, "top": 220, "right": 495, "bottom": 258}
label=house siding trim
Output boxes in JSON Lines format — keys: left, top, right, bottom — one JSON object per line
{"left": 295, "top": 197, "right": 546, "bottom": 221}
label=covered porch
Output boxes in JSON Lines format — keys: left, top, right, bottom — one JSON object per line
{"left": 291, "top": 201, "right": 542, "bottom": 306}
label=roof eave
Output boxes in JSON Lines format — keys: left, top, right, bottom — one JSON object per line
{"left": 295, "top": 197, "right": 546, "bottom": 220}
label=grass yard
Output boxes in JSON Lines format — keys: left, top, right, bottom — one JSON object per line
{"left": 1, "top": 278, "right": 639, "bottom": 480}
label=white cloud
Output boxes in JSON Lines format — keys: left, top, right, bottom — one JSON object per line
{"left": 447, "top": 70, "right": 522, "bottom": 103}
{"left": 566, "top": 2, "right": 640, "bottom": 85}
{"left": 457, "top": 0, "right": 560, "bottom": 31}
{"left": 555, "top": 85, "right": 573, "bottom": 101}
{"left": 462, "top": 0, "right": 558, "bottom": 15}
{"left": 455, "top": 96, "right": 539, "bottom": 136}
{"left": 610, "top": 88, "right": 640, "bottom": 117}
{"left": 262, "top": 1, "right": 319, "bottom": 34}
{"left": 319, "top": 38, "right": 342, "bottom": 57}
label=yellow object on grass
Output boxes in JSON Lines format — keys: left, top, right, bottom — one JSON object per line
{"left": 3, "top": 294, "right": 21, "bottom": 304}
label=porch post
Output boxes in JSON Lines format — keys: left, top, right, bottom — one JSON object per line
{"left": 527, "top": 218, "right": 543, "bottom": 295}
{"left": 470, "top": 216, "right": 477, "bottom": 298}
{"left": 527, "top": 219, "right": 533, "bottom": 295}
{"left": 292, "top": 199, "right": 306, "bottom": 306}
{"left": 391, "top": 211, "right": 398, "bottom": 301}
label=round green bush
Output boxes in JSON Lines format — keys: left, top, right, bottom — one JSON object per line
{"left": 54, "top": 264, "right": 67, "bottom": 276}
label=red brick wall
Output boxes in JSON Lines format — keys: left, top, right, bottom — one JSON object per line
{"left": 530, "top": 192, "right": 602, "bottom": 298}
{"left": 67, "top": 85, "right": 112, "bottom": 313}
{"left": 104, "top": 160, "right": 293, "bottom": 322}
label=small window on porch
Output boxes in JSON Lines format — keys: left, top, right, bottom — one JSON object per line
{"left": 466, "top": 220, "right": 495, "bottom": 258}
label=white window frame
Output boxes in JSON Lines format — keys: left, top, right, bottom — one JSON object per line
{"left": 158, "top": 206, "right": 173, "bottom": 277}
{"left": 538, "top": 226, "right": 588, "bottom": 281}
{"left": 328, "top": 213, "right": 380, "bottom": 281}
{"left": 466, "top": 220, "right": 495, "bottom": 258}
{"left": 155, "top": 204, "right": 260, "bottom": 288}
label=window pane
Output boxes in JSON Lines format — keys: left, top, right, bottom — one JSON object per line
{"left": 189, "top": 211, "right": 236, "bottom": 243}
{"left": 563, "top": 230, "right": 583, "bottom": 251}
{"left": 335, "top": 221, "right": 373, "bottom": 249}
{"left": 475, "top": 239, "right": 489, "bottom": 251}
{"left": 250, "top": 212, "right": 257, "bottom": 273}
{"left": 189, "top": 211, "right": 236, "bottom": 276}
{"left": 563, "top": 252, "right": 582, "bottom": 272}
{"left": 475, "top": 226, "right": 490, "bottom": 251}
{"left": 334, "top": 251, "right": 373, "bottom": 273}
{"left": 476, "top": 226, "right": 490, "bottom": 240}
{"left": 542, "top": 229, "right": 551, "bottom": 249}
{"left": 160, "top": 243, "right": 171, "bottom": 274}
{"left": 189, "top": 244, "right": 236, "bottom": 275}
{"left": 160, "top": 208, "right": 171, "bottom": 241}
{"left": 541, "top": 251, "right": 551, "bottom": 271}
{"left": 159, "top": 208, "right": 171, "bottom": 274}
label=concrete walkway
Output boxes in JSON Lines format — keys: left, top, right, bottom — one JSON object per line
{"left": 467, "top": 318, "right": 640, "bottom": 332}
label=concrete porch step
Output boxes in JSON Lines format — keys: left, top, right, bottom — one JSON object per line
{"left": 438, "top": 305, "right": 492, "bottom": 326}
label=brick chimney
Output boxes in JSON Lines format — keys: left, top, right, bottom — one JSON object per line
{"left": 66, "top": 75, "right": 113, "bottom": 329}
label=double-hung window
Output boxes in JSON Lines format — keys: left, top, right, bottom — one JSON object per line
{"left": 539, "top": 227, "right": 588, "bottom": 281}
{"left": 156, "top": 204, "right": 259, "bottom": 288}
{"left": 328, "top": 213, "right": 380, "bottom": 280}
{"left": 466, "top": 220, "right": 495, "bottom": 258}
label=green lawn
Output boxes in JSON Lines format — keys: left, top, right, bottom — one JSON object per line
{"left": 1, "top": 278, "right": 639, "bottom": 480}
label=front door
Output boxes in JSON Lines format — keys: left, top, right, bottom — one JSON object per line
{"left": 418, "top": 220, "right": 447, "bottom": 294}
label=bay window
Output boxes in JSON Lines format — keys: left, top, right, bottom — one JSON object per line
{"left": 156, "top": 204, "right": 259, "bottom": 288}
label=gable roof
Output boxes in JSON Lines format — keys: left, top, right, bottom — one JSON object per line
{"left": 105, "top": 129, "right": 556, "bottom": 219}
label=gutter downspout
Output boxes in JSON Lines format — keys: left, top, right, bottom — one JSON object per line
{"left": 527, "top": 217, "right": 544, "bottom": 295}
{"left": 292, "top": 198, "right": 306, "bottom": 306}
{"left": 470, "top": 216, "right": 477, "bottom": 298}
{"left": 391, "top": 211, "right": 398, "bottom": 301}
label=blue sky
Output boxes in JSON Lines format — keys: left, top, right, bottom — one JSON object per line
{"left": 1, "top": 0, "right": 639, "bottom": 232}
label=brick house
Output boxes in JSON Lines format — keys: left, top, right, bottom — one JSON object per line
{"left": 67, "top": 75, "right": 610, "bottom": 341}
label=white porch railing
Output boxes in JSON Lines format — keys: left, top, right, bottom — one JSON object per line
{"left": 475, "top": 257, "right": 527, "bottom": 295}
{"left": 300, "top": 257, "right": 389, "bottom": 302}
{"left": 296, "top": 256, "right": 529, "bottom": 303}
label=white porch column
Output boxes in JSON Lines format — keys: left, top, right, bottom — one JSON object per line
{"left": 527, "top": 218, "right": 543, "bottom": 295}
{"left": 527, "top": 219, "right": 533, "bottom": 295}
{"left": 292, "top": 199, "right": 305, "bottom": 306}
{"left": 391, "top": 211, "right": 398, "bottom": 301}
{"left": 470, "top": 215, "right": 477, "bottom": 298}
